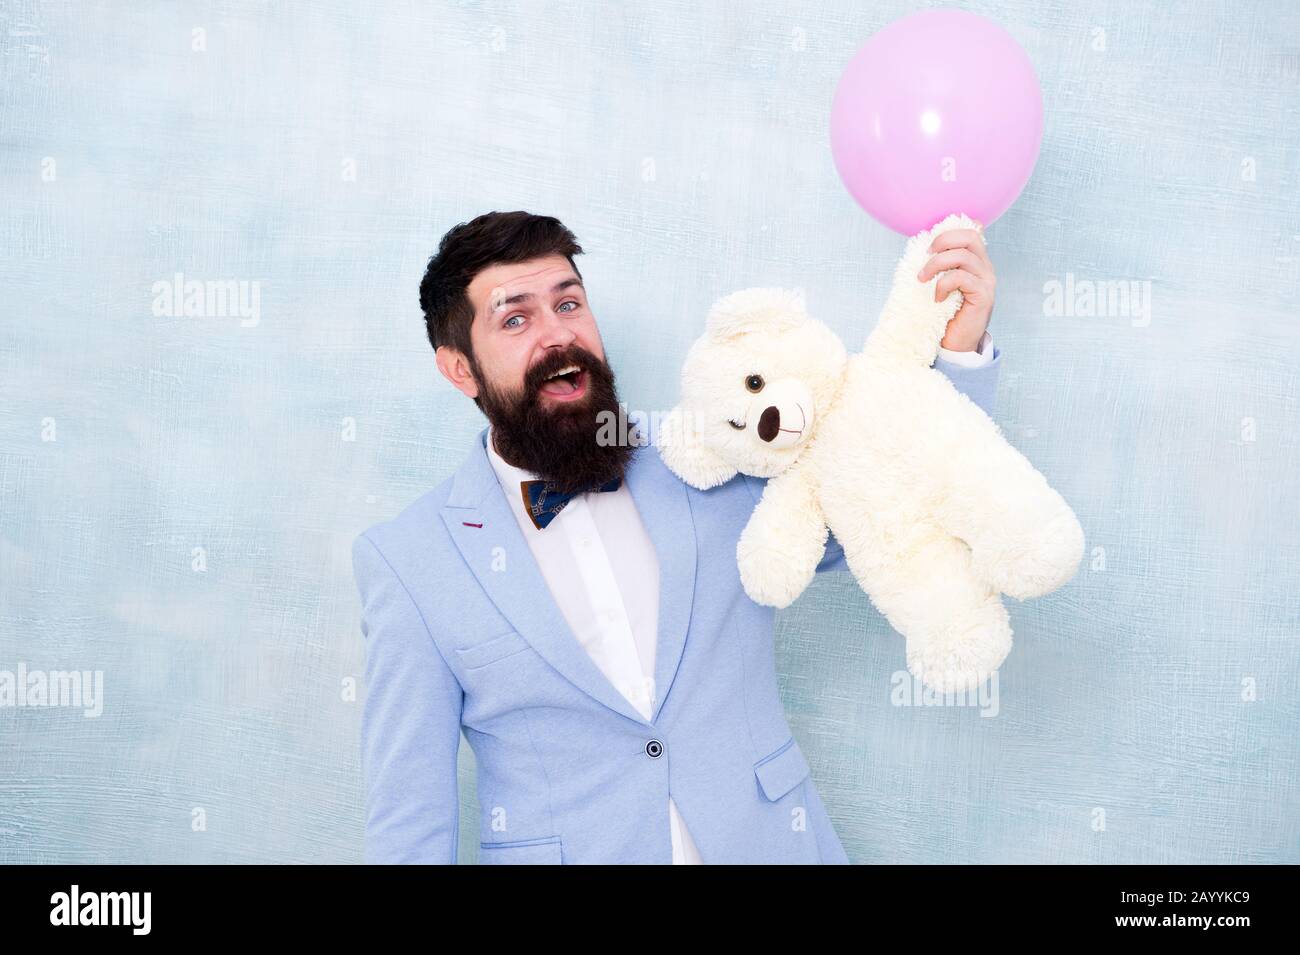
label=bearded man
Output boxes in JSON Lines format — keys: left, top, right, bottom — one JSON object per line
{"left": 352, "top": 210, "right": 1001, "bottom": 864}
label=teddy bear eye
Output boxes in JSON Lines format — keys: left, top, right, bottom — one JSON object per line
{"left": 745, "top": 374, "right": 764, "bottom": 393}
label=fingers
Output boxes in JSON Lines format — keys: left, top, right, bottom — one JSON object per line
{"left": 917, "top": 248, "right": 988, "bottom": 283}
{"left": 928, "top": 227, "right": 991, "bottom": 271}
{"left": 934, "top": 268, "right": 985, "bottom": 302}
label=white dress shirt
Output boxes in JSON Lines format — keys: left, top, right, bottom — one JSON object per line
{"left": 485, "top": 429, "right": 706, "bottom": 864}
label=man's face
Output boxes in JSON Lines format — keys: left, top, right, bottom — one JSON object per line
{"left": 437, "top": 254, "right": 633, "bottom": 491}
{"left": 464, "top": 255, "right": 605, "bottom": 408}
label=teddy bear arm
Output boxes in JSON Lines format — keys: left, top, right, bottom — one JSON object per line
{"left": 863, "top": 214, "right": 982, "bottom": 365}
{"left": 736, "top": 466, "right": 829, "bottom": 608}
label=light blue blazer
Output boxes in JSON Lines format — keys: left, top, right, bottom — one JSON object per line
{"left": 352, "top": 350, "right": 1001, "bottom": 864}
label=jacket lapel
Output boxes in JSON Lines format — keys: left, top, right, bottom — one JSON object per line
{"left": 623, "top": 439, "right": 698, "bottom": 724}
{"left": 440, "top": 428, "right": 650, "bottom": 726}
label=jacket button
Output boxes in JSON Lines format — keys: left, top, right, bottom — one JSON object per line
{"left": 645, "top": 739, "right": 664, "bottom": 758}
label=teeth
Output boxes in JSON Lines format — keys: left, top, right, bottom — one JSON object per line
{"left": 545, "top": 365, "right": 580, "bottom": 381}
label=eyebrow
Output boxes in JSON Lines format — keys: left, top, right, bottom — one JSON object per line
{"left": 484, "top": 277, "right": 584, "bottom": 318}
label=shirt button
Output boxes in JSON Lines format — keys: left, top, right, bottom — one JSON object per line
{"left": 645, "top": 739, "right": 664, "bottom": 759}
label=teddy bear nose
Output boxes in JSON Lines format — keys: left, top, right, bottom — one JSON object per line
{"left": 757, "top": 406, "right": 780, "bottom": 442}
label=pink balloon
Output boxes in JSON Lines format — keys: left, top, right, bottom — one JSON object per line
{"left": 830, "top": 10, "right": 1044, "bottom": 236}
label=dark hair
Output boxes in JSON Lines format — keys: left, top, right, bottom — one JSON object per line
{"left": 418, "top": 211, "right": 585, "bottom": 357}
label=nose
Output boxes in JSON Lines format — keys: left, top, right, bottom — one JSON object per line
{"left": 536, "top": 309, "right": 577, "bottom": 349}
{"left": 758, "top": 406, "right": 780, "bottom": 442}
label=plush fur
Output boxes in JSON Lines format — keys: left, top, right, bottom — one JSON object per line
{"left": 658, "top": 214, "right": 1085, "bottom": 693}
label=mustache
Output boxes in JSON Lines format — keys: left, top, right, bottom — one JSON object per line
{"left": 477, "top": 341, "right": 631, "bottom": 494}
{"left": 524, "top": 346, "right": 603, "bottom": 393}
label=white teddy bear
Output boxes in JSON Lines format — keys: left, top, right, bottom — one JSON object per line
{"left": 657, "top": 214, "right": 1085, "bottom": 693}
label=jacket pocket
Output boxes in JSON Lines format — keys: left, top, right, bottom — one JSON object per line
{"left": 753, "top": 736, "right": 811, "bottom": 801}
{"left": 478, "top": 835, "right": 563, "bottom": 864}
{"left": 454, "top": 629, "right": 531, "bottom": 670}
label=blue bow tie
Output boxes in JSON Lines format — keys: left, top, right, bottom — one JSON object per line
{"left": 520, "top": 477, "right": 622, "bottom": 530}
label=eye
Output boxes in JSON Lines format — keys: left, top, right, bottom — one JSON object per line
{"left": 745, "top": 374, "right": 764, "bottom": 393}
{"left": 504, "top": 314, "right": 524, "bottom": 328}
{"left": 728, "top": 418, "right": 745, "bottom": 430}
{"left": 557, "top": 299, "right": 579, "bottom": 313}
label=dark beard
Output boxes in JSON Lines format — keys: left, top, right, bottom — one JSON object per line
{"left": 473, "top": 344, "right": 634, "bottom": 495}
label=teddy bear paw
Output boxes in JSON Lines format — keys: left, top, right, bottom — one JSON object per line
{"left": 738, "top": 545, "right": 815, "bottom": 609}
{"left": 975, "top": 511, "right": 1086, "bottom": 601}
{"left": 906, "top": 619, "right": 1012, "bottom": 694}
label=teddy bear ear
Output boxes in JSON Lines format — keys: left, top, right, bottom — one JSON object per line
{"left": 704, "top": 287, "right": 808, "bottom": 343}
{"left": 655, "top": 404, "right": 738, "bottom": 490}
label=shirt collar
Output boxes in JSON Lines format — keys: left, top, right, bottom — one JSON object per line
{"left": 484, "top": 425, "right": 540, "bottom": 494}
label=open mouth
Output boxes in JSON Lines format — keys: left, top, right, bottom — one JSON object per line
{"left": 537, "top": 364, "right": 588, "bottom": 402}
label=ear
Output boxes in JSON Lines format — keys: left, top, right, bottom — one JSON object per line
{"left": 436, "top": 345, "right": 479, "bottom": 400}
{"left": 705, "top": 287, "right": 808, "bottom": 342}
{"left": 655, "top": 404, "right": 738, "bottom": 490}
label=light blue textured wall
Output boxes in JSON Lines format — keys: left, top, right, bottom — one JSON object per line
{"left": 1, "top": 0, "right": 1296, "bottom": 864}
